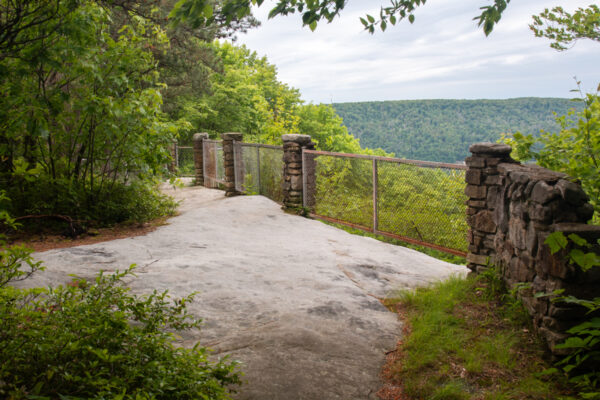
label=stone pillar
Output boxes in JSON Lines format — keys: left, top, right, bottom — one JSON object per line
{"left": 465, "top": 142, "right": 514, "bottom": 273}
{"left": 192, "top": 132, "right": 208, "bottom": 186}
{"left": 168, "top": 141, "right": 177, "bottom": 173}
{"left": 282, "top": 134, "right": 315, "bottom": 211}
{"left": 221, "top": 132, "right": 242, "bottom": 197}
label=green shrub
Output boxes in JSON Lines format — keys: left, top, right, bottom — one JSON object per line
{"left": 4, "top": 177, "right": 177, "bottom": 230}
{"left": 0, "top": 261, "right": 240, "bottom": 399}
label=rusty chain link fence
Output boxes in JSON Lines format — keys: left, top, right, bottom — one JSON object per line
{"left": 203, "top": 139, "right": 225, "bottom": 188}
{"left": 234, "top": 143, "right": 284, "bottom": 203}
{"left": 303, "top": 150, "right": 468, "bottom": 256}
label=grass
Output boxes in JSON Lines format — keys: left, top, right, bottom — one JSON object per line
{"left": 379, "top": 270, "right": 576, "bottom": 400}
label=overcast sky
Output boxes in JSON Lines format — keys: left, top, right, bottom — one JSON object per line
{"left": 236, "top": 0, "right": 598, "bottom": 104}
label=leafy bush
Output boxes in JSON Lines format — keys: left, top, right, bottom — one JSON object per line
{"left": 4, "top": 177, "right": 177, "bottom": 229}
{"left": 544, "top": 231, "right": 600, "bottom": 399}
{"left": 0, "top": 257, "right": 239, "bottom": 399}
{"left": 503, "top": 91, "right": 600, "bottom": 223}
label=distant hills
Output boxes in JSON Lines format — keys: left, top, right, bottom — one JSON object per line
{"left": 333, "top": 98, "right": 583, "bottom": 163}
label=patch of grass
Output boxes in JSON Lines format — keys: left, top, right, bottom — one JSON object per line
{"left": 380, "top": 271, "right": 575, "bottom": 400}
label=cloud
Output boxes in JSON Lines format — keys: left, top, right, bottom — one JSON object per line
{"left": 236, "top": 0, "right": 598, "bottom": 103}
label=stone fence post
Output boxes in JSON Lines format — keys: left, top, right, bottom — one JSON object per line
{"left": 282, "top": 134, "right": 315, "bottom": 211}
{"left": 168, "top": 140, "right": 177, "bottom": 173}
{"left": 465, "top": 143, "right": 515, "bottom": 273}
{"left": 192, "top": 132, "right": 208, "bottom": 186}
{"left": 221, "top": 132, "right": 242, "bottom": 197}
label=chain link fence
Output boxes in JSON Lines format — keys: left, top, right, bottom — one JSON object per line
{"left": 175, "top": 146, "right": 194, "bottom": 177}
{"left": 203, "top": 140, "right": 225, "bottom": 188}
{"left": 304, "top": 150, "right": 467, "bottom": 256}
{"left": 234, "top": 143, "right": 284, "bottom": 203}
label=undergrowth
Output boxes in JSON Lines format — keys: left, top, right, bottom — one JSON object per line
{"left": 380, "top": 270, "right": 574, "bottom": 400}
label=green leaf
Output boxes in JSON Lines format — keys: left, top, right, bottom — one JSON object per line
{"left": 408, "top": 14, "right": 415, "bottom": 24}
{"left": 309, "top": 21, "right": 317, "bottom": 31}
{"left": 568, "top": 233, "right": 588, "bottom": 247}
{"left": 202, "top": 3, "right": 213, "bottom": 19}
{"left": 545, "top": 232, "right": 568, "bottom": 254}
{"left": 367, "top": 14, "right": 375, "bottom": 23}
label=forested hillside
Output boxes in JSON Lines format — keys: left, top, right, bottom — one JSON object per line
{"left": 333, "top": 98, "right": 583, "bottom": 163}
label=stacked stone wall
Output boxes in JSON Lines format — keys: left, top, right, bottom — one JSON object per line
{"left": 465, "top": 142, "right": 600, "bottom": 353}
{"left": 282, "top": 134, "right": 315, "bottom": 210}
{"left": 222, "top": 132, "right": 242, "bottom": 197}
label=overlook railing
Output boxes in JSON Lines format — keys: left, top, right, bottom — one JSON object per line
{"left": 234, "top": 143, "right": 284, "bottom": 203}
{"left": 191, "top": 133, "right": 468, "bottom": 256}
{"left": 203, "top": 139, "right": 225, "bottom": 188}
{"left": 303, "top": 150, "right": 468, "bottom": 256}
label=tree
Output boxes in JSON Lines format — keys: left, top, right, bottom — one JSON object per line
{"left": 169, "top": 0, "right": 512, "bottom": 35}
{"left": 530, "top": 4, "right": 600, "bottom": 51}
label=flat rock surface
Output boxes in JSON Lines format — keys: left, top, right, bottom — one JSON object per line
{"left": 22, "top": 185, "right": 468, "bottom": 399}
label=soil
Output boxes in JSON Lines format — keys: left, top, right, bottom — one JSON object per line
{"left": 7, "top": 217, "right": 171, "bottom": 253}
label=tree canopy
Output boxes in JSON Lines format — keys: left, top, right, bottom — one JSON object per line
{"left": 170, "top": 0, "right": 512, "bottom": 35}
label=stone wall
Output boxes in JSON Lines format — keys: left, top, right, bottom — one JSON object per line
{"left": 465, "top": 142, "right": 600, "bottom": 353}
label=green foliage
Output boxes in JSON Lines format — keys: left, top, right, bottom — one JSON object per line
{"left": 504, "top": 92, "right": 600, "bottom": 223}
{"left": 170, "top": 0, "right": 514, "bottom": 35}
{"left": 544, "top": 231, "right": 600, "bottom": 399}
{"left": 333, "top": 98, "right": 580, "bottom": 163}
{"left": 0, "top": 264, "right": 240, "bottom": 399}
{"left": 531, "top": 5, "right": 600, "bottom": 51}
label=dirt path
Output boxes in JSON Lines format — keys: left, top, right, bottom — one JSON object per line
{"left": 18, "top": 184, "right": 468, "bottom": 399}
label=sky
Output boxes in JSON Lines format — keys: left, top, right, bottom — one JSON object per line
{"left": 235, "top": 0, "right": 598, "bottom": 104}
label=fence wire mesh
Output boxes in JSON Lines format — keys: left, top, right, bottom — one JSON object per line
{"left": 304, "top": 150, "right": 467, "bottom": 255}
{"left": 377, "top": 160, "right": 467, "bottom": 253}
{"left": 176, "top": 146, "right": 194, "bottom": 177}
{"left": 234, "top": 143, "right": 284, "bottom": 203}
{"left": 203, "top": 140, "right": 224, "bottom": 188}
{"left": 304, "top": 152, "right": 374, "bottom": 229}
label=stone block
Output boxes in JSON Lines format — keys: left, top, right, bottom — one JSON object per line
{"left": 467, "top": 199, "right": 486, "bottom": 208}
{"left": 531, "top": 181, "right": 560, "bottom": 204}
{"left": 473, "top": 210, "right": 496, "bottom": 233}
{"left": 484, "top": 175, "right": 504, "bottom": 185}
{"left": 485, "top": 157, "right": 503, "bottom": 167}
{"left": 222, "top": 132, "right": 243, "bottom": 141}
{"left": 290, "top": 175, "right": 303, "bottom": 191}
{"left": 486, "top": 186, "right": 499, "bottom": 209}
{"left": 555, "top": 179, "right": 588, "bottom": 206}
{"left": 576, "top": 203, "right": 595, "bottom": 222}
{"left": 530, "top": 204, "right": 552, "bottom": 223}
{"left": 508, "top": 218, "right": 527, "bottom": 250}
{"left": 283, "top": 152, "right": 302, "bottom": 163}
{"left": 465, "top": 184, "right": 486, "bottom": 199}
{"left": 468, "top": 142, "right": 512, "bottom": 156}
{"left": 526, "top": 222, "right": 538, "bottom": 257}
{"left": 465, "top": 156, "right": 485, "bottom": 168}
{"left": 282, "top": 134, "right": 313, "bottom": 145}
{"left": 465, "top": 169, "right": 482, "bottom": 185}
{"left": 466, "top": 253, "right": 489, "bottom": 266}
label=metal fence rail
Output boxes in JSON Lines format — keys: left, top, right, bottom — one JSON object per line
{"left": 203, "top": 139, "right": 225, "bottom": 188}
{"left": 234, "top": 142, "right": 284, "bottom": 203}
{"left": 303, "top": 149, "right": 468, "bottom": 256}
